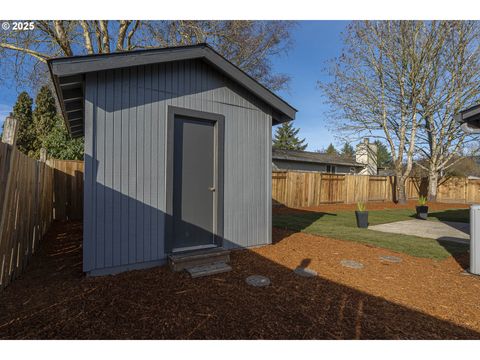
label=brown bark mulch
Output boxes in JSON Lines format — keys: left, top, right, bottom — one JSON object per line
{"left": 0, "top": 220, "right": 479, "bottom": 339}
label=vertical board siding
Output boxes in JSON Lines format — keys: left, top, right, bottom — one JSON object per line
{"left": 95, "top": 71, "right": 106, "bottom": 270}
{"left": 120, "top": 68, "right": 130, "bottom": 265}
{"left": 128, "top": 67, "right": 137, "bottom": 264}
{"left": 136, "top": 65, "right": 145, "bottom": 263}
{"left": 84, "top": 58, "right": 272, "bottom": 273}
{"left": 150, "top": 64, "right": 159, "bottom": 261}
{"left": 84, "top": 72, "right": 95, "bottom": 271}
{"left": 104, "top": 70, "right": 114, "bottom": 268}
{"left": 113, "top": 69, "right": 122, "bottom": 266}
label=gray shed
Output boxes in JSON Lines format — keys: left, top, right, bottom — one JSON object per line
{"left": 48, "top": 44, "right": 296, "bottom": 276}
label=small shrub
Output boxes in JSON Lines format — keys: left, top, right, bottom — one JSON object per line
{"left": 357, "top": 202, "right": 367, "bottom": 211}
{"left": 417, "top": 196, "right": 428, "bottom": 206}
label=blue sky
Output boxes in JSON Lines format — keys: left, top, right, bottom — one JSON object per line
{"left": 273, "top": 21, "right": 346, "bottom": 151}
{"left": 0, "top": 21, "right": 346, "bottom": 149}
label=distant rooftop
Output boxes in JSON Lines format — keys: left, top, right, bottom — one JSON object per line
{"left": 272, "top": 148, "right": 364, "bottom": 168}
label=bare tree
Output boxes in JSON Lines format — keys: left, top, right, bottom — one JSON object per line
{"left": 320, "top": 21, "right": 432, "bottom": 203}
{"left": 0, "top": 20, "right": 294, "bottom": 91}
{"left": 414, "top": 21, "right": 480, "bottom": 201}
{"left": 144, "top": 21, "right": 293, "bottom": 90}
{"left": 0, "top": 21, "right": 144, "bottom": 88}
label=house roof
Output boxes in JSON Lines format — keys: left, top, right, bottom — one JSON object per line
{"left": 47, "top": 43, "right": 297, "bottom": 138}
{"left": 272, "top": 148, "right": 364, "bottom": 168}
{"left": 456, "top": 103, "right": 480, "bottom": 133}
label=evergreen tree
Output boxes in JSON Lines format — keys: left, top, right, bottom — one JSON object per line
{"left": 325, "top": 143, "right": 338, "bottom": 155}
{"left": 12, "top": 92, "right": 35, "bottom": 155}
{"left": 31, "top": 86, "right": 57, "bottom": 157}
{"left": 340, "top": 142, "right": 354, "bottom": 157}
{"left": 11, "top": 86, "right": 84, "bottom": 160}
{"left": 273, "top": 121, "right": 307, "bottom": 150}
{"left": 374, "top": 140, "right": 392, "bottom": 168}
{"left": 33, "top": 86, "right": 83, "bottom": 160}
{"left": 42, "top": 120, "right": 84, "bottom": 160}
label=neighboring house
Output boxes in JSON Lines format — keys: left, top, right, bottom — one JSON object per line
{"left": 48, "top": 44, "right": 296, "bottom": 276}
{"left": 272, "top": 138, "right": 378, "bottom": 175}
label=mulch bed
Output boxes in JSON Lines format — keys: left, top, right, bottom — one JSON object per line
{"left": 0, "top": 221, "right": 479, "bottom": 339}
{"left": 273, "top": 200, "right": 470, "bottom": 215}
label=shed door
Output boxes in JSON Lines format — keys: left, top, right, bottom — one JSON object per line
{"left": 172, "top": 116, "right": 216, "bottom": 250}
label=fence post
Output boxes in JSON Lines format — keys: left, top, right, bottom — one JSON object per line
{"left": 1, "top": 115, "right": 18, "bottom": 146}
{"left": 39, "top": 148, "right": 47, "bottom": 163}
{"left": 0, "top": 116, "right": 18, "bottom": 288}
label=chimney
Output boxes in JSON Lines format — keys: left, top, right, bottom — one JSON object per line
{"left": 356, "top": 138, "right": 378, "bottom": 175}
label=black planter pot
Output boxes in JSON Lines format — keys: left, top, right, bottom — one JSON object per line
{"left": 355, "top": 211, "right": 369, "bottom": 228}
{"left": 416, "top": 205, "right": 429, "bottom": 220}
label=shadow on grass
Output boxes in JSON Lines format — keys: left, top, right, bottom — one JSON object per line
{"left": 419, "top": 208, "right": 470, "bottom": 270}
{"left": 427, "top": 209, "right": 470, "bottom": 224}
{"left": 436, "top": 239, "right": 470, "bottom": 271}
{"left": 272, "top": 205, "right": 337, "bottom": 244}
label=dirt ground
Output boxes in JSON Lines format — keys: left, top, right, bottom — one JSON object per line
{"left": 0, "top": 220, "right": 479, "bottom": 339}
{"left": 273, "top": 200, "right": 470, "bottom": 215}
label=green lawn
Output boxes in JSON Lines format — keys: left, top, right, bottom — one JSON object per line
{"left": 273, "top": 208, "right": 469, "bottom": 260}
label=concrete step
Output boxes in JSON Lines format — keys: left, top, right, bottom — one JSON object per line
{"left": 168, "top": 247, "right": 230, "bottom": 272}
{"left": 185, "top": 262, "right": 232, "bottom": 278}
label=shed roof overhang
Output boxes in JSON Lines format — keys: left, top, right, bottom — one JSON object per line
{"left": 456, "top": 104, "right": 480, "bottom": 134}
{"left": 48, "top": 44, "right": 297, "bottom": 138}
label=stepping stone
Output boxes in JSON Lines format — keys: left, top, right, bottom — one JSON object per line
{"left": 185, "top": 262, "right": 232, "bottom": 278}
{"left": 341, "top": 260, "right": 364, "bottom": 269}
{"left": 293, "top": 267, "right": 317, "bottom": 277}
{"left": 246, "top": 275, "right": 271, "bottom": 287}
{"left": 379, "top": 255, "right": 402, "bottom": 263}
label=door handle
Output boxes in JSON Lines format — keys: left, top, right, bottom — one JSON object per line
{"left": 208, "top": 186, "right": 216, "bottom": 192}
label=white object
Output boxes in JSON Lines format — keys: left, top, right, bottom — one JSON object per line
{"left": 470, "top": 205, "right": 480, "bottom": 275}
{"left": 356, "top": 138, "right": 378, "bottom": 175}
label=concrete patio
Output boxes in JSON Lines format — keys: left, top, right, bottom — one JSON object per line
{"left": 369, "top": 219, "right": 470, "bottom": 244}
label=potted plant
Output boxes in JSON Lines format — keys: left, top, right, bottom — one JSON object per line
{"left": 416, "top": 196, "right": 429, "bottom": 220}
{"left": 355, "top": 202, "right": 368, "bottom": 228}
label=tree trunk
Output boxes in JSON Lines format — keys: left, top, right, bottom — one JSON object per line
{"left": 396, "top": 174, "right": 407, "bottom": 204}
{"left": 428, "top": 171, "right": 438, "bottom": 202}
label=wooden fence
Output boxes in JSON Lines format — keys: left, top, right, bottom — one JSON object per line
{"left": 0, "top": 117, "right": 84, "bottom": 290}
{"left": 272, "top": 170, "right": 480, "bottom": 208}
{"left": 0, "top": 124, "right": 54, "bottom": 289}
{"left": 48, "top": 159, "right": 84, "bottom": 221}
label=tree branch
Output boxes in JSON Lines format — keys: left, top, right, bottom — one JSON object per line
{"left": 99, "top": 20, "right": 110, "bottom": 53}
{"left": 0, "top": 43, "right": 49, "bottom": 62}
{"left": 79, "top": 21, "right": 94, "bottom": 54}
{"left": 126, "top": 20, "right": 140, "bottom": 50}
{"left": 116, "top": 20, "right": 132, "bottom": 51}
